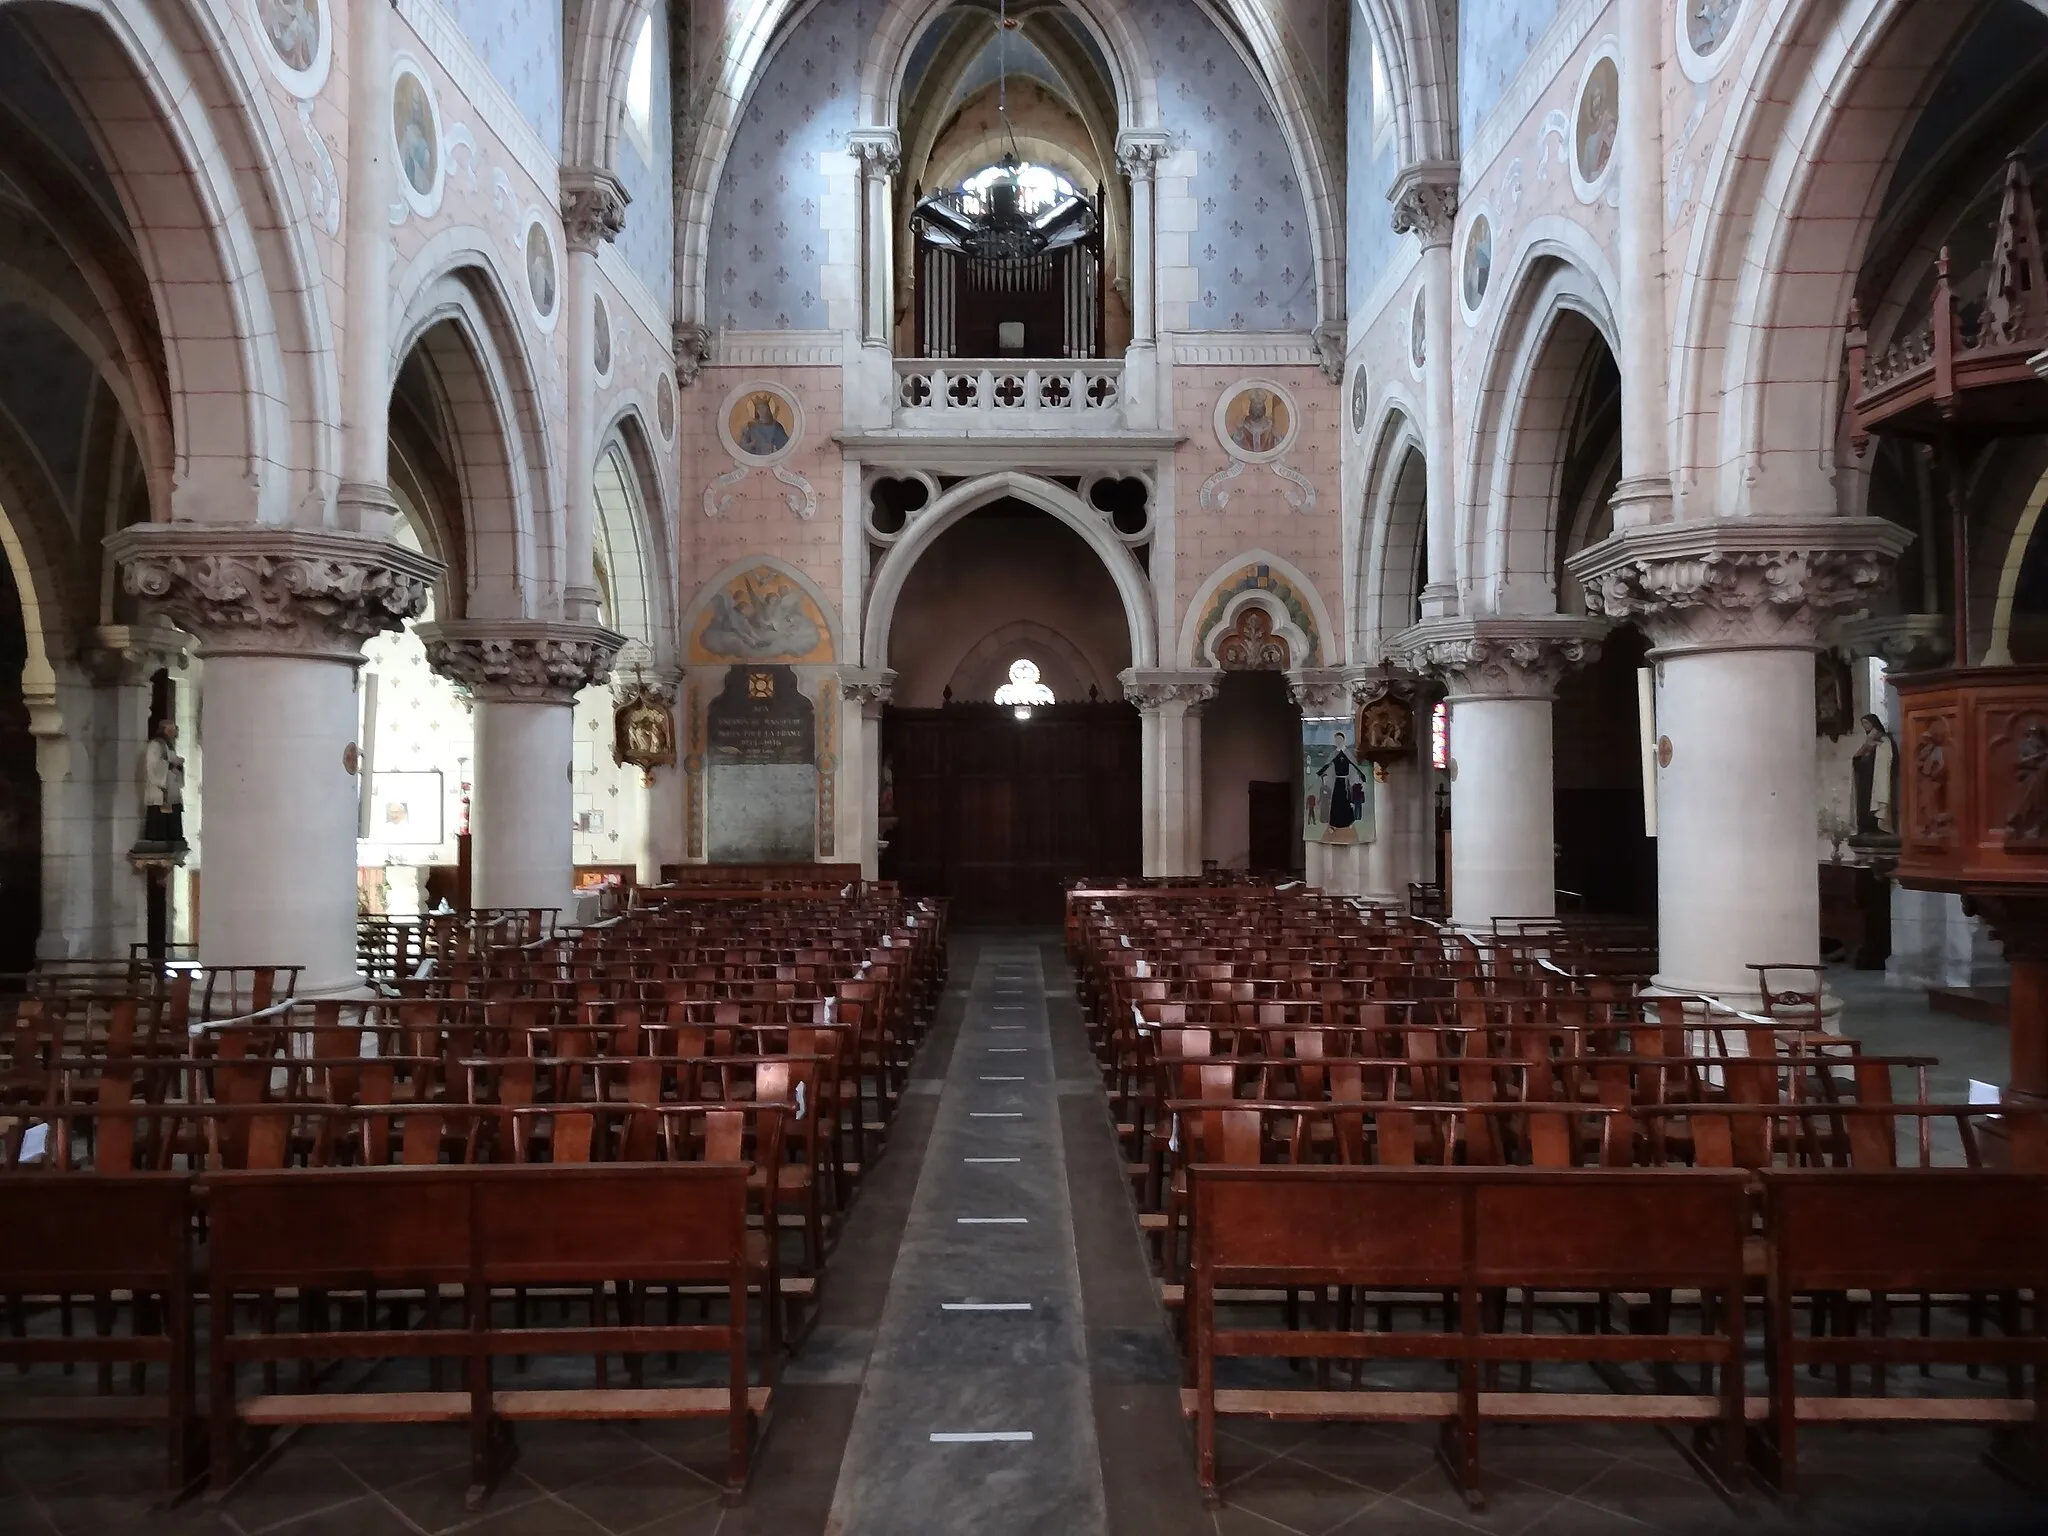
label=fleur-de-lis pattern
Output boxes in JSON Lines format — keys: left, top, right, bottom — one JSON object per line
{"left": 708, "top": 0, "right": 865, "bottom": 332}
{"left": 1459, "top": 0, "right": 1562, "bottom": 152}
{"left": 1142, "top": 0, "right": 1313, "bottom": 331}
{"left": 443, "top": 0, "right": 563, "bottom": 157}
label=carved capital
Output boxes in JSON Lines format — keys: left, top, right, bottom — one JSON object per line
{"left": 1286, "top": 667, "right": 1347, "bottom": 715}
{"left": 418, "top": 620, "right": 625, "bottom": 704}
{"left": 1119, "top": 667, "right": 1219, "bottom": 712}
{"left": 1342, "top": 663, "right": 1422, "bottom": 707}
{"left": 1389, "top": 161, "right": 1460, "bottom": 246}
{"left": 110, "top": 526, "right": 440, "bottom": 662}
{"left": 834, "top": 667, "right": 896, "bottom": 714}
{"left": 1310, "top": 323, "right": 1345, "bottom": 384}
{"left": 1388, "top": 617, "right": 1604, "bottom": 701}
{"left": 560, "top": 168, "right": 628, "bottom": 252}
{"left": 1831, "top": 612, "right": 1953, "bottom": 673}
{"left": 847, "top": 129, "right": 901, "bottom": 179}
{"left": 1115, "top": 130, "right": 1173, "bottom": 181}
{"left": 674, "top": 321, "right": 712, "bottom": 385}
{"left": 85, "top": 623, "right": 190, "bottom": 687}
{"left": 1566, "top": 518, "right": 1914, "bottom": 653}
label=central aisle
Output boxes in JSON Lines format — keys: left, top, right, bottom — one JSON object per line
{"left": 824, "top": 939, "right": 1108, "bottom": 1532}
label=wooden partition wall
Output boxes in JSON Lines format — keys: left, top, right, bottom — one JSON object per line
{"left": 883, "top": 703, "right": 1140, "bottom": 924}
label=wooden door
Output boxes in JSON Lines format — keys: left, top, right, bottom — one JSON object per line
{"left": 884, "top": 703, "right": 1140, "bottom": 923}
{"left": 1247, "top": 780, "right": 1297, "bottom": 875}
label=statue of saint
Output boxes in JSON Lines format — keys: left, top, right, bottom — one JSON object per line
{"left": 139, "top": 718, "right": 188, "bottom": 854}
{"left": 1851, "top": 713, "right": 1896, "bottom": 836}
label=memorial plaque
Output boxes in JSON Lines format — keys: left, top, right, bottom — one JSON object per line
{"left": 706, "top": 664, "right": 818, "bottom": 860}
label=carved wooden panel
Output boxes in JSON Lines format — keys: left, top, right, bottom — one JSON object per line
{"left": 1894, "top": 666, "right": 2048, "bottom": 892}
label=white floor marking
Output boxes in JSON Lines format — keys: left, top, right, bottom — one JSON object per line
{"left": 929, "top": 1431, "right": 1034, "bottom": 1443}
{"left": 969, "top": 1112, "right": 1022, "bottom": 1119}
{"left": 963, "top": 1156, "right": 1021, "bottom": 1163}
{"left": 980, "top": 1075, "right": 1024, "bottom": 1081}
{"left": 941, "top": 1302, "right": 1032, "bottom": 1312}
{"left": 957, "top": 1217, "right": 1029, "bottom": 1225}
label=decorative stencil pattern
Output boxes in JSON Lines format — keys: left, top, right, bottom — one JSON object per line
{"left": 1459, "top": 0, "right": 1562, "bottom": 152}
{"left": 441, "top": 0, "right": 563, "bottom": 157}
{"left": 1141, "top": 0, "right": 1313, "bottom": 331}
{"left": 615, "top": 0, "right": 675, "bottom": 310}
{"left": 707, "top": 0, "right": 867, "bottom": 331}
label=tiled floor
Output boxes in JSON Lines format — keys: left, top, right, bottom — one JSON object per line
{"left": 6, "top": 939, "right": 2048, "bottom": 1535}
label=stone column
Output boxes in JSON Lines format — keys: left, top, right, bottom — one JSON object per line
{"left": 1116, "top": 131, "right": 1170, "bottom": 430}
{"left": 847, "top": 131, "right": 899, "bottom": 354}
{"left": 336, "top": 0, "right": 398, "bottom": 540}
{"left": 419, "top": 621, "right": 624, "bottom": 913}
{"left": 639, "top": 670, "right": 686, "bottom": 884}
{"left": 835, "top": 669, "right": 894, "bottom": 880}
{"left": 1122, "top": 669, "right": 1217, "bottom": 877}
{"left": 1347, "top": 669, "right": 1427, "bottom": 907}
{"left": 1115, "top": 132, "right": 1169, "bottom": 347}
{"left": 1393, "top": 618, "right": 1603, "bottom": 927}
{"left": 560, "top": 171, "right": 628, "bottom": 625}
{"left": 1288, "top": 670, "right": 1350, "bottom": 893}
{"left": 1610, "top": 0, "right": 1672, "bottom": 532}
{"left": 1391, "top": 164, "right": 1460, "bottom": 618}
{"left": 1570, "top": 520, "right": 1910, "bottom": 1003}
{"left": 111, "top": 527, "right": 440, "bottom": 993}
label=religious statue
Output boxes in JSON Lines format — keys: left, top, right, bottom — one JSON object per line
{"left": 612, "top": 681, "right": 677, "bottom": 785}
{"left": 135, "top": 718, "right": 188, "bottom": 857}
{"left": 1851, "top": 713, "right": 1896, "bottom": 836}
{"left": 2006, "top": 720, "right": 2048, "bottom": 847}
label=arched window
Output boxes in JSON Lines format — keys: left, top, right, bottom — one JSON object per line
{"left": 1369, "top": 37, "right": 1393, "bottom": 155}
{"left": 623, "top": 15, "right": 655, "bottom": 162}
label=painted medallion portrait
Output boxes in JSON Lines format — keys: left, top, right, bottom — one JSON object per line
{"left": 1576, "top": 56, "right": 1620, "bottom": 187}
{"left": 657, "top": 373, "right": 677, "bottom": 442}
{"left": 391, "top": 68, "right": 438, "bottom": 200}
{"left": 524, "top": 219, "right": 557, "bottom": 322}
{"left": 252, "top": 0, "right": 329, "bottom": 95}
{"left": 1410, "top": 290, "right": 1428, "bottom": 370}
{"left": 719, "top": 383, "right": 803, "bottom": 465}
{"left": 1350, "top": 365, "right": 1369, "bottom": 435}
{"left": 1686, "top": 0, "right": 1742, "bottom": 55}
{"left": 1461, "top": 213, "right": 1493, "bottom": 314}
{"left": 592, "top": 293, "right": 613, "bottom": 376}
{"left": 258, "top": 0, "right": 321, "bottom": 71}
{"left": 1215, "top": 381, "right": 1296, "bottom": 463}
